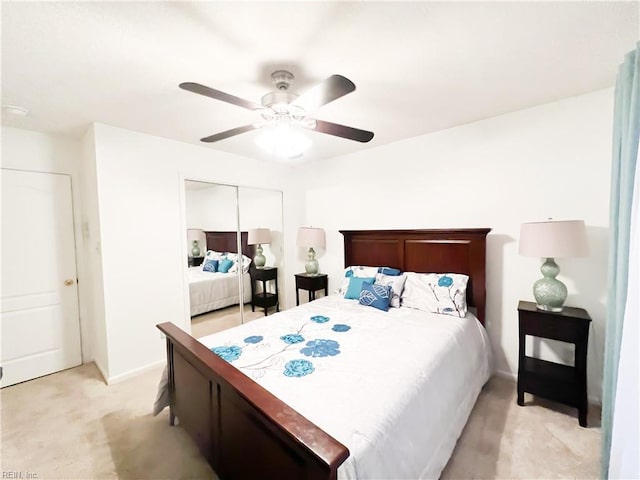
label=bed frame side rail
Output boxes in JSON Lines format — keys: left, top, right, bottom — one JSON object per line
{"left": 158, "top": 322, "right": 349, "bottom": 480}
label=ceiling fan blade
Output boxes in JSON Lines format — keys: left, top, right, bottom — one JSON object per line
{"left": 310, "top": 120, "right": 374, "bottom": 143}
{"left": 180, "top": 82, "right": 263, "bottom": 111}
{"left": 200, "top": 124, "right": 259, "bottom": 143}
{"left": 292, "top": 75, "right": 356, "bottom": 113}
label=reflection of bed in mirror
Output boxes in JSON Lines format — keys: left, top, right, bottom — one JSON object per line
{"left": 188, "top": 231, "right": 253, "bottom": 317}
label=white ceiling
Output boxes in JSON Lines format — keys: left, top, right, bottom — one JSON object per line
{"left": 2, "top": 1, "right": 638, "bottom": 163}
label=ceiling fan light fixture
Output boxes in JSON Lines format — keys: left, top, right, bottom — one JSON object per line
{"left": 255, "top": 124, "right": 311, "bottom": 160}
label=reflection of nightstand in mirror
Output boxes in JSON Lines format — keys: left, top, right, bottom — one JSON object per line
{"left": 188, "top": 256, "right": 205, "bottom": 267}
{"left": 295, "top": 273, "right": 328, "bottom": 306}
{"left": 251, "top": 267, "right": 279, "bottom": 316}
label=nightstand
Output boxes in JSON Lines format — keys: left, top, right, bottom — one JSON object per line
{"left": 517, "top": 300, "right": 591, "bottom": 427}
{"left": 250, "top": 267, "right": 279, "bottom": 316}
{"left": 188, "top": 256, "right": 205, "bottom": 267}
{"left": 295, "top": 273, "right": 328, "bottom": 306}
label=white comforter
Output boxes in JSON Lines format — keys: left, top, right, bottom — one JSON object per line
{"left": 188, "top": 268, "right": 251, "bottom": 316}
{"left": 197, "top": 295, "right": 492, "bottom": 479}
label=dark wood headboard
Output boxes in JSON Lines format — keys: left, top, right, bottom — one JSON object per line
{"left": 340, "top": 228, "right": 491, "bottom": 325}
{"left": 204, "top": 231, "right": 254, "bottom": 258}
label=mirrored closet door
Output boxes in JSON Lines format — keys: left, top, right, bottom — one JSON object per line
{"left": 183, "top": 181, "right": 284, "bottom": 338}
{"left": 184, "top": 181, "right": 244, "bottom": 338}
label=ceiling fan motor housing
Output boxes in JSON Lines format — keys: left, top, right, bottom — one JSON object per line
{"left": 261, "top": 70, "right": 304, "bottom": 120}
{"left": 261, "top": 90, "right": 298, "bottom": 108}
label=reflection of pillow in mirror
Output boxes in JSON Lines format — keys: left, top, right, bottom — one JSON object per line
{"left": 241, "top": 254, "right": 252, "bottom": 273}
{"left": 228, "top": 254, "right": 252, "bottom": 273}
{"left": 218, "top": 258, "right": 234, "bottom": 273}
{"left": 202, "top": 259, "right": 218, "bottom": 273}
{"left": 204, "top": 250, "right": 224, "bottom": 261}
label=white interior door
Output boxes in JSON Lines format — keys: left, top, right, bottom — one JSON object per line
{"left": 1, "top": 169, "right": 82, "bottom": 387}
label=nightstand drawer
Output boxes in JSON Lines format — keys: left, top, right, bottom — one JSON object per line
{"left": 519, "top": 310, "right": 588, "bottom": 343}
{"left": 296, "top": 275, "right": 327, "bottom": 291}
{"left": 295, "top": 273, "right": 328, "bottom": 306}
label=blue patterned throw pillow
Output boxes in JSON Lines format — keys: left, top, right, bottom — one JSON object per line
{"left": 378, "top": 267, "right": 402, "bottom": 276}
{"left": 218, "top": 257, "right": 234, "bottom": 273}
{"left": 202, "top": 259, "right": 218, "bottom": 272}
{"left": 344, "top": 277, "right": 375, "bottom": 299}
{"left": 359, "top": 283, "right": 392, "bottom": 311}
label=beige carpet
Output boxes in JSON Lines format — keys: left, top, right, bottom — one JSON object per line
{"left": 1, "top": 364, "right": 600, "bottom": 480}
{"left": 190, "top": 304, "right": 265, "bottom": 339}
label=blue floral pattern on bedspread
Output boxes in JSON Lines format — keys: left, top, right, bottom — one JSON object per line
{"left": 209, "top": 312, "right": 351, "bottom": 378}
{"left": 284, "top": 359, "right": 315, "bottom": 377}
{"left": 211, "top": 345, "right": 242, "bottom": 362}
{"left": 300, "top": 339, "right": 341, "bottom": 358}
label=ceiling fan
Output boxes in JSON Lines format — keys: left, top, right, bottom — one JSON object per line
{"left": 179, "top": 70, "right": 374, "bottom": 146}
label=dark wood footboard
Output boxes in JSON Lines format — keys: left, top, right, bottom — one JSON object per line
{"left": 157, "top": 322, "right": 350, "bottom": 480}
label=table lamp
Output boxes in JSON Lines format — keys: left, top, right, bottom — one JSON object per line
{"left": 519, "top": 219, "right": 588, "bottom": 311}
{"left": 248, "top": 228, "right": 271, "bottom": 268}
{"left": 296, "top": 227, "right": 326, "bottom": 275}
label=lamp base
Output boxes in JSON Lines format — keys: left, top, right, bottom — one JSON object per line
{"left": 253, "top": 244, "right": 266, "bottom": 269}
{"left": 305, "top": 247, "right": 319, "bottom": 275}
{"left": 532, "top": 257, "right": 567, "bottom": 312}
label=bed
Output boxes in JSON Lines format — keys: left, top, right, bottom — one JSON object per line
{"left": 159, "top": 228, "right": 491, "bottom": 479}
{"left": 188, "top": 231, "right": 253, "bottom": 317}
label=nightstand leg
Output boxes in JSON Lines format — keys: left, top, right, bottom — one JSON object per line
{"left": 517, "top": 387, "right": 525, "bottom": 406}
{"left": 579, "top": 405, "right": 588, "bottom": 427}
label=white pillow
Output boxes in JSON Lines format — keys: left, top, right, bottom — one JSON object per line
{"left": 375, "top": 273, "right": 406, "bottom": 308}
{"left": 228, "top": 254, "right": 252, "bottom": 274}
{"left": 337, "top": 266, "right": 380, "bottom": 295}
{"left": 204, "top": 249, "right": 223, "bottom": 260}
{"left": 401, "top": 272, "right": 469, "bottom": 317}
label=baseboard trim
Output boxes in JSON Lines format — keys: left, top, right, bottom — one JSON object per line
{"left": 494, "top": 369, "right": 517, "bottom": 381}
{"left": 106, "top": 360, "right": 165, "bottom": 385}
{"left": 93, "top": 359, "right": 109, "bottom": 385}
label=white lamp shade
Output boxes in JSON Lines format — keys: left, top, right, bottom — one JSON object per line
{"left": 187, "top": 228, "right": 204, "bottom": 242}
{"left": 296, "top": 227, "right": 326, "bottom": 249}
{"left": 248, "top": 228, "right": 271, "bottom": 245}
{"left": 519, "top": 220, "right": 588, "bottom": 258}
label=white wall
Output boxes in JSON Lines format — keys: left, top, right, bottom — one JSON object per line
{"left": 88, "top": 123, "right": 302, "bottom": 382}
{"left": 0, "top": 127, "right": 96, "bottom": 364}
{"left": 298, "top": 89, "right": 613, "bottom": 402}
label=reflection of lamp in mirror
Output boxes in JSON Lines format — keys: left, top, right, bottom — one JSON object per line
{"left": 297, "top": 227, "right": 326, "bottom": 275}
{"left": 519, "top": 219, "right": 588, "bottom": 312}
{"left": 248, "top": 228, "right": 271, "bottom": 269}
{"left": 187, "top": 228, "right": 205, "bottom": 258}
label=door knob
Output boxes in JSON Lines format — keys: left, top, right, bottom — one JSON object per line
{"left": 64, "top": 279, "right": 74, "bottom": 286}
